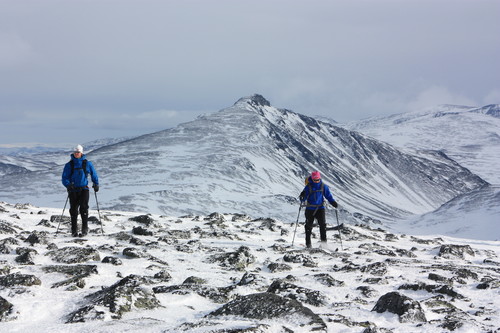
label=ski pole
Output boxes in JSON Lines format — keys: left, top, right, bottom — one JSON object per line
{"left": 94, "top": 191, "right": 104, "bottom": 234}
{"left": 56, "top": 195, "right": 69, "bottom": 235}
{"left": 292, "top": 203, "right": 303, "bottom": 246}
{"left": 334, "top": 208, "right": 343, "bottom": 251}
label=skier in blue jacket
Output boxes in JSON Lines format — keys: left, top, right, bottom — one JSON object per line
{"left": 300, "top": 171, "right": 337, "bottom": 248}
{"left": 61, "top": 144, "right": 99, "bottom": 237}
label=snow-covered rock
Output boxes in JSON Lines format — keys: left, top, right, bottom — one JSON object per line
{"left": 0, "top": 201, "right": 498, "bottom": 332}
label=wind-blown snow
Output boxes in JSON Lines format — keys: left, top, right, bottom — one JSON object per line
{"left": 0, "top": 96, "right": 486, "bottom": 237}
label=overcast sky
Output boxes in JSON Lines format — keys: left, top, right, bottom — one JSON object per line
{"left": 1, "top": 0, "right": 499, "bottom": 147}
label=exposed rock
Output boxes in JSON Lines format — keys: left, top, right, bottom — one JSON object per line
{"left": 0, "top": 221, "right": 20, "bottom": 234}
{"left": 162, "top": 229, "right": 192, "bottom": 239}
{"left": 132, "top": 225, "right": 153, "bottom": 236}
{"left": 372, "top": 291, "right": 426, "bottom": 323}
{"left": 15, "top": 247, "right": 38, "bottom": 265}
{"left": 66, "top": 275, "right": 161, "bottom": 322}
{"left": 428, "top": 273, "right": 452, "bottom": 284}
{"left": 208, "top": 292, "right": 327, "bottom": 331}
{"left": 25, "top": 230, "right": 50, "bottom": 245}
{"left": 360, "top": 262, "right": 388, "bottom": 276}
{"left": 101, "top": 256, "right": 123, "bottom": 265}
{"left": 395, "top": 248, "right": 417, "bottom": 258}
{"left": 0, "top": 272, "right": 41, "bottom": 288}
{"left": 357, "top": 286, "right": 378, "bottom": 298}
{"left": 0, "top": 296, "right": 14, "bottom": 321}
{"left": 0, "top": 237, "right": 18, "bottom": 254}
{"left": 267, "top": 262, "right": 292, "bottom": 273}
{"left": 122, "top": 247, "right": 147, "bottom": 259}
{"left": 47, "top": 246, "right": 100, "bottom": 264}
{"left": 205, "top": 212, "right": 226, "bottom": 221}
{"left": 183, "top": 276, "right": 207, "bottom": 285}
{"left": 42, "top": 264, "right": 98, "bottom": 277}
{"left": 267, "top": 279, "right": 328, "bottom": 307}
{"left": 175, "top": 239, "right": 202, "bottom": 253}
{"left": 128, "top": 214, "right": 155, "bottom": 226}
{"left": 454, "top": 268, "right": 478, "bottom": 281}
{"left": 51, "top": 275, "right": 86, "bottom": 290}
{"left": 476, "top": 276, "right": 500, "bottom": 289}
{"left": 438, "top": 244, "right": 475, "bottom": 259}
{"left": 153, "top": 269, "right": 172, "bottom": 282}
{"left": 231, "top": 214, "right": 252, "bottom": 222}
{"left": 283, "top": 252, "right": 317, "bottom": 267}
{"left": 0, "top": 266, "right": 11, "bottom": 276}
{"left": 208, "top": 246, "right": 256, "bottom": 271}
{"left": 50, "top": 215, "right": 70, "bottom": 223}
{"left": 314, "top": 273, "right": 345, "bottom": 287}
{"left": 398, "top": 282, "right": 465, "bottom": 299}
{"left": 236, "top": 272, "right": 268, "bottom": 291}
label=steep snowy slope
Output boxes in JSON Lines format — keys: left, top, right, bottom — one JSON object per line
{"left": 346, "top": 104, "right": 500, "bottom": 184}
{"left": 343, "top": 104, "right": 500, "bottom": 240}
{"left": 0, "top": 95, "right": 486, "bottom": 226}
{"left": 401, "top": 185, "right": 500, "bottom": 241}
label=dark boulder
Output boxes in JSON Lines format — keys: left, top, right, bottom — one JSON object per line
{"left": 0, "top": 272, "right": 41, "bottom": 287}
{"left": 25, "top": 230, "right": 50, "bottom": 245}
{"left": 208, "top": 292, "right": 326, "bottom": 331}
{"left": 128, "top": 214, "right": 155, "bottom": 226}
{"left": 267, "top": 262, "right": 292, "bottom": 273}
{"left": 372, "top": 291, "right": 426, "bottom": 323}
{"left": 42, "top": 264, "right": 98, "bottom": 277}
{"left": 438, "top": 244, "right": 474, "bottom": 259}
{"left": 101, "top": 256, "right": 123, "bottom": 265}
{"left": 15, "top": 247, "right": 38, "bottom": 265}
{"left": 0, "top": 296, "right": 14, "bottom": 321}
{"left": 132, "top": 225, "right": 154, "bottom": 236}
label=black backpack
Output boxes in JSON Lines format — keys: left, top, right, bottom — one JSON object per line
{"left": 69, "top": 159, "right": 88, "bottom": 178}
{"left": 305, "top": 181, "right": 325, "bottom": 208}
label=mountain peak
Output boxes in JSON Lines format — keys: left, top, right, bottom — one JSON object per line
{"left": 234, "top": 94, "right": 271, "bottom": 108}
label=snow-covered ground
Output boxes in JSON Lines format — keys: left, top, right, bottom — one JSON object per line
{"left": 0, "top": 201, "right": 498, "bottom": 332}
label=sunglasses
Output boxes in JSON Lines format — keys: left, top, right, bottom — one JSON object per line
{"left": 312, "top": 178, "right": 321, "bottom": 182}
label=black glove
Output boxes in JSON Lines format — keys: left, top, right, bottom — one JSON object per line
{"left": 331, "top": 201, "right": 338, "bottom": 208}
{"left": 93, "top": 184, "right": 99, "bottom": 192}
{"left": 67, "top": 184, "right": 75, "bottom": 193}
{"left": 299, "top": 191, "right": 305, "bottom": 201}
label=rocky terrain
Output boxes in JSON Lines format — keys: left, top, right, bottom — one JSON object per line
{"left": 0, "top": 201, "right": 498, "bottom": 332}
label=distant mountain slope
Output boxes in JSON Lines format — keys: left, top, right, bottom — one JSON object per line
{"left": 0, "top": 95, "right": 486, "bottom": 226}
{"left": 345, "top": 104, "right": 500, "bottom": 184}
{"left": 343, "top": 104, "right": 499, "bottom": 239}
{"left": 398, "top": 185, "right": 500, "bottom": 241}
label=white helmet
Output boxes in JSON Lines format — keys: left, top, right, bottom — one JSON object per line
{"left": 74, "top": 144, "right": 83, "bottom": 153}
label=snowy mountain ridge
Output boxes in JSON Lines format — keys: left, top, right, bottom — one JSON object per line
{"left": 0, "top": 95, "right": 486, "bottom": 232}
{"left": 344, "top": 103, "right": 500, "bottom": 185}
{"left": 341, "top": 103, "right": 500, "bottom": 240}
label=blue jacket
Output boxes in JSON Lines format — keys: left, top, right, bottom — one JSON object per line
{"left": 62, "top": 154, "right": 99, "bottom": 191}
{"left": 301, "top": 177, "right": 336, "bottom": 210}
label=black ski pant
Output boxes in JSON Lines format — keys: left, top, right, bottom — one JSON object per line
{"left": 304, "top": 208, "right": 327, "bottom": 247}
{"left": 69, "top": 189, "right": 89, "bottom": 235}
